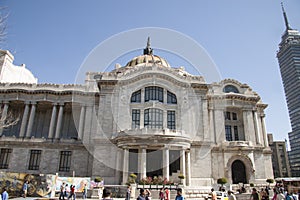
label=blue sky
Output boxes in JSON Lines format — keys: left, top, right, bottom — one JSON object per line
{"left": 1, "top": 0, "right": 300, "bottom": 141}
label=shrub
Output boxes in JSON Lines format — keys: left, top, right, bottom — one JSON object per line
{"left": 94, "top": 177, "right": 103, "bottom": 182}
{"left": 217, "top": 177, "right": 227, "bottom": 185}
{"left": 178, "top": 174, "right": 185, "bottom": 179}
{"left": 250, "top": 183, "right": 254, "bottom": 187}
{"left": 266, "top": 179, "right": 274, "bottom": 184}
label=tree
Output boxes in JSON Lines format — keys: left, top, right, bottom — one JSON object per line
{"left": 217, "top": 177, "right": 228, "bottom": 190}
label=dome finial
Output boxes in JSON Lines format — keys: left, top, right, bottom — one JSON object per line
{"left": 281, "top": 2, "right": 292, "bottom": 30}
{"left": 143, "top": 37, "right": 153, "bottom": 55}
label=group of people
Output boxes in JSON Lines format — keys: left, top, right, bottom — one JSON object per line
{"left": 210, "top": 188, "right": 236, "bottom": 200}
{"left": 249, "top": 187, "right": 299, "bottom": 200}
{"left": 159, "top": 187, "right": 170, "bottom": 200}
{"left": 59, "top": 182, "right": 77, "bottom": 200}
{"left": 136, "top": 188, "right": 183, "bottom": 200}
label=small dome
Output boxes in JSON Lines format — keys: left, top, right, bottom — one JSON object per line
{"left": 125, "top": 54, "right": 171, "bottom": 68}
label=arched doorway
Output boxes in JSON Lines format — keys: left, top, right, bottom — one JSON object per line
{"left": 232, "top": 160, "right": 247, "bottom": 184}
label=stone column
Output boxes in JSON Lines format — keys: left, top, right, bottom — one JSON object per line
{"left": 180, "top": 149, "right": 186, "bottom": 186}
{"left": 186, "top": 150, "right": 191, "bottom": 186}
{"left": 122, "top": 148, "right": 129, "bottom": 184}
{"left": 260, "top": 115, "right": 269, "bottom": 147}
{"left": 0, "top": 101, "right": 9, "bottom": 136}
{"left": 163, "top": 147, "right": 170, "bottom": 180}
{"left": 243, "top": 110, "right": 256, "bottom": 143}
{"left": 163, "top": 110, "right": 167, "bottom": 129}
{"left": 47, "top": 103, "right": 57, "bottom": 139}
{"left": 214, "top": 109, "right": 225, "bottom": 142}
{"left": 25, "top": 102, "right": 36, "bottom": 138}
{"left": 253, "top": 111, "right": 261, "bottom": 144}
{"left": 115, "top": 148, "right": 122, "bottom": 184}
{"left": 139, "top": 148, "right": 147, "bottom": 179}
{"left": 54, "top": 103, "right": 64, "bottom": 139}
{"left": 19, "top": 102, "right": 30, "bottom": 138}
{"left": 140, "top": 110, "right": 144, "bottom": 129}
{"left": 78, "top": 104, "right": 86, "bottom": 139}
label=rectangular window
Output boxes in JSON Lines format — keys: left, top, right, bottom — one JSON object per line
{"left": 132, "top": 109, "right": 140, "bottom": 129}
{"left": 225, "top": 125, "right": 232, "bottom": 141}
{"left": 28, "top": 150, "right": 42, "bottom": 170}
{"left": 59, "top": 151, "right": 72, "bottom": 172}
{"left": 234, "top": 126, "right": 239, "bottom": 141}
{"left": 167, "top": 111, "right": 176, "bottom": 130}
{"left": 0, "top": 148, "right": 12, "bottom": 169}
{"left": 225, "top": 112, "right": 231, "bottom": 120}
{"left": 232, "top": 113, "right": 237, "bottom": 120}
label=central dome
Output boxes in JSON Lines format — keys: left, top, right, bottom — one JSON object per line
{"left": 125, "top": 54, "right": 171, "bottom": 68}
{"left": 125, "top": 37, "right": 171, "bottom": 68}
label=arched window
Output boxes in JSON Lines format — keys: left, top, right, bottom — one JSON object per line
{"left": 144, "top": 108, "right": 163, "bottom": 129}
{"left": 145, "top": 86, "right": 163, "bottom": 102}
{"left": 223, "top": 85, "right": 239, "bottom": 93}
{"left": 131, "top": 90, "right": 141, "bottom": 103}
{"left": 167, "top": 91, "right": 177, "bottom": 104}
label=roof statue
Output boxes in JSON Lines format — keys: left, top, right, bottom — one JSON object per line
{"left": 143, "top": 37, "right": 153, "bottom": 55}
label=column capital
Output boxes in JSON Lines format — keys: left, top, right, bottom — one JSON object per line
{"left": 30, "top": 101, "right": 37, "bottom": 105}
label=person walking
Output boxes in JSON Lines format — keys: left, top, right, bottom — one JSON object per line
{"left": 137, "top": 189, "right": 146, "bottom": 200}
{"left": 22, "top": 181, "right": 29, "bottom": 198}
{"left": 59, "top": 182, "right": 66, "bottom": 200}
{"left": 102, "top": 188, "right": 113, "bottom": 200}
{"left": 125, "top": 186, "right": 131, "bottom": 200}
{"left": 276, "top": 189, "right": 285, "bottom": 200}
{"left": 2, "top": 188, "right": 8, "bottom": 200}
{"left": 68, "top": 185, "right": 76, "bottom": 200}
{"left": 164, "top": 188, "right": 169, "bottom": 200}
{"left": 210, "top": 188, "right": 217, "bottom": 200}
{"left": 159, "top": 188, "right": 164, "bottom": 200}
{"left": 250, "top": 188, "right": 259, "bottom": 200}
{"left": 175, "top": 188, "right": 184, "bottom": 200}
{"left": 145, "top": 189, "right": 151, "bottom": 200}
{"left": 82, "top": 184, "right": 87, "bottom": 199}
{"left": 227, "top": 190, "right": 236, "bottom": 200}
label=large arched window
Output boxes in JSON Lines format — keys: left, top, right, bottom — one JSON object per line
{"left": 131, "top": 90, "right": 141, "bottom": 103}
{"left": 145, "top": 86, "right": 163, "bottom": 102}
{"left": 167, "top": 91, "right": 177, "bottom": 104}
{"left": 144, "top": 108, "right": 163, "bottom": 129}
{"left": 223, "top": 85, "right": 239, "bottom": 93}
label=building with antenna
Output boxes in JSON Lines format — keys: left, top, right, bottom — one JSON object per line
{"left": 277, "top": 4, "right": 300, "bottom": 177}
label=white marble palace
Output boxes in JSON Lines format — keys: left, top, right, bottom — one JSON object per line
{"left": 0, "top": 40, "right": 273, "bottom": 187}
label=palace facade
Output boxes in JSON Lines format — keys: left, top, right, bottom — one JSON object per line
{"left": 0, "top": 41, "right": 273, "bottom": 186}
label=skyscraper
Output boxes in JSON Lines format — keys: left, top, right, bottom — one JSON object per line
{"left": 277, "top": 4, "right": 300, "bottom": 177}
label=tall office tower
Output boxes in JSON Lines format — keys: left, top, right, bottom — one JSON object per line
{"left": 277, "top": 4, "right": 300, "bottom": 177}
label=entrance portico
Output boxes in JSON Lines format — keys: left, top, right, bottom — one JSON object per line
{"left": 113, "top": 128, "right": 191, "bottom": 185}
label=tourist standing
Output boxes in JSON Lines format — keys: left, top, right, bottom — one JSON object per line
{"left": 22, "top": 181, "right": 29, "bottom": 198}
{"left": 68, "top": 185, "right": 76, "bottom": 200}
{"left": 175, "top": 188, "right": 184, "bottom": 200}
{"left": 82, "top": 184, "right": 87, "bottom": 199}
{"left": 210, "top": 188, "right": 217, "bottom": 200}
{"left": 125, "top": 186, "right": 131, "bottom": 200}
{"left": 137, "top": 189, "right": 146, "bottom": 200}
{"left": 145, "top": 189, "right": 151, "bottom": 200}
{"left": 59, "top": 182, "right": 66, "bottom": 200}
{"left": 276, "top": 189, "right": 285, "bottom": 200}
{"left": 159, "top": 188, "right": 164, "bottom": 200}
{"left": 2, "top": 188, "right": 8, "bottom": 200}
{"left": 227, "top": 190, "right": 236, "bottom": 200}
{"left": 102, "top": 188, "right": 113, "bottom": 200}
{"left": 164, "top": 188, "right": 169, "bottom": 200}
{"left": 250, "top": 188, "right": 259, "bottom": 200}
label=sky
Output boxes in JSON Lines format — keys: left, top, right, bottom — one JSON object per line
{"left": 1, "top": 0, "right": 300, "bottom": 141}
